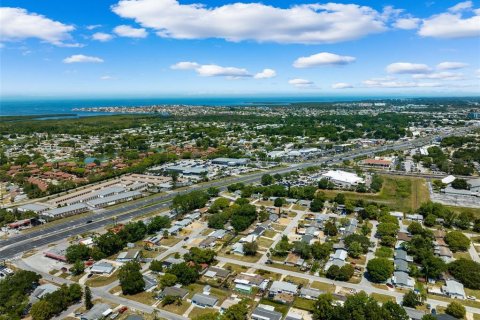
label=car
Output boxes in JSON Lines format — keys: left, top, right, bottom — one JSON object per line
{"left": 86, "top": 220, "right": 93, "bottom": 224}
{"left": 118, "top": 306, "right": 128, "bottom": 314}
{"left": 467, "top": 296, "right": 476, "bottom": 301}
{"left": 184, "top": 237, "right": 189, "bottom": 241}
{"left": 87, "top": 273, "right": 93, "bottom": 278}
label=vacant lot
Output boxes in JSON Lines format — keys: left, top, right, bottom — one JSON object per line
{"left": 320, "top": 175, "right": 430, "bottom": 212}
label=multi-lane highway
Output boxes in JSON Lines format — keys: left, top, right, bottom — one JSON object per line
{"left": 0, "top": 126, "right": 474, "bottom": 259}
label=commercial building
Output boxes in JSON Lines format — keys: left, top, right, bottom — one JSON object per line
{"left": 17, "top": 203, "right": 50, "bottom": 214}
{"left": 321, "top": 170, "right": 364, "bottom": 188}
{"left": 211, "top": 158, "right": 249, "bottom": 166}
{"left": 41, "top": 203, "right": 89, "bottom": 220}
{"left": 87, "top": 190, "right": 142, "bottom": 208}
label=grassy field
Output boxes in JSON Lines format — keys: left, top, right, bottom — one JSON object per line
{"left": 283, "top": 275, "right": 310, "bottom": 286}
{"left": 160, "top": 301, "right": 191, "bottom": 315}
{"left": 222, "top": 262, "right": 249, "bottom": 274}
{"left": 121, "top": 291, "right": 157, "bottom": 306}
{"left": 257, "top": 237, "right": 274, "bottom": 248}
{"left": 311, "top": 281, "right": 335, "bottom": 292}
{"left": 371, "top": 293, "right": 396, "bottom": 303}
{"left": 85, "top": 270, "right": 119, "bottom": 287}
{"left": 258, "top": 298, "right": 290, "bottom": 315}
{"left": 319, "top": 175, "right": 430, "bottom": 212}
{"left": 189, "top": 307, "right": 217, "bottom": 318}
{"left": 293, "top": 297, "right": 316, "bottom": 311}
{"left": 446, "top": 206, "right": 480, "bottom": 219}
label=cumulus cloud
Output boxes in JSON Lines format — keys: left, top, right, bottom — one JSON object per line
{"left": 293, "top": 52, "right": 356, "bottom": 68}
{"left": 113, "top": 25, "right": 148, "bottom": 38}
{"left": 111, "top": 0, "right": 389, "bottom": 44}
{"left": 448, "top": 1, "right": 472, "bottom": 13}
{"left": 436, "top": 61, "right": 468, "bottom": 70}
{"left": 393, "top": 17, "right": 420, "bottom": 30}
{"left": 412, "top": 72, "right": 464, "bottom": 80}
{"left": 332, "top": 82, "right": 353, "bottom": 89}
{"left": 0, "top": 7, "right": 75, "bottom": 46}
{"left": 170, "top": 61, "right": 200, "bottom": 70}
{"left": 171, "top": 61, "right": 251, "bottom": 78}
{"left": 92, "top": 32, "right": 113, "bottom": 42}
{"left": 289, "top": 78, "right": 316, "bottom": 88}
{"left": 63, "top": 54, "right": 104, "bottom": 63}
{"left": 363, "top": 78, "right": 442, "bottom": 88}
{"left": 254, "top": 69, "right": 277, "bottom": 79}
{"left": 418, "top": 2, "right": 480, "bottom": 39}
{"left": 386, "top": 62, "right": 431, "bottom": 74}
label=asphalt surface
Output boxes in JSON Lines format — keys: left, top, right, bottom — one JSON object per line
{"left": 0, "top": 126, "right": 474, "bottom": 260}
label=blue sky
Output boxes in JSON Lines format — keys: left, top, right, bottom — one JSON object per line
{"left": 0, "top": 0, "right": 479, "bottom": 97}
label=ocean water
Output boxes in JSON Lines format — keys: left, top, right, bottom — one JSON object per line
{"left": 0, "top": 96, "right": 380, "bottom": 117}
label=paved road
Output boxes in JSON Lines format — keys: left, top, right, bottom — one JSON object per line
{"left": 1, "top": 126, "right": 475, "bottom": 259}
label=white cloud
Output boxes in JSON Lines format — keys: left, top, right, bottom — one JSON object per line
{"left": 293, "top": 52, "right": 356, "bottom": 68}
{"left": 86, "top": 24, "right": 102, "bottom": 30}
{"left": 171, "top": 61, "right": 251, "bottom": 78}
{"left": 393, "top": 17, "right": 420, "bottom": 30}
{"left": 289, "top": 78, "right": 315, "bottom": 88}
{"left": 363, "top": 78, "right": 442, "bottom": 88}
{"left": 476, "top": 69, "right": 480, "bottom": 78}
{"left": 386, "top": 62, "right": 431, "bottom": 74}
{"left": 196, "top": 64, "right": 250, "bottom": 78}
{"left": 111, "top": 0, "right": 389, "bottom": 44}
{"left": 63, "top": 54, "right": 104, "bottom": 64}
{"left": 0, "top": 7, "right": 75, "bottom": 46}
{"left": 92, "top": 32, "right": 114, "bottom": 42}
{"left": 100, "top": 75, "right": 115, "bottom": 80}
{"left": 412, "top": 72, "right": 464, "bottom": 80}
{"left": 332, "top": 82, "right": 353, "bottom": 89}
{"left": 418, "top": 3, "right": 480, "bottom": 39}
{"left": 254, "top": 69, "right": 277, "bottom": 79}
{"left": 436, "top": 61, "right": 468, "bottom": 70}
{"left": 113, "top": 25, "right": 148, "bottom": 38}
{"left": 448, "top": 1, "right": 472, "bottom": 13}
{"left": 170, "top": 61, "right": 200, "bottom": 70}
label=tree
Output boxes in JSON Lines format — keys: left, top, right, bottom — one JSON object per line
{"left": 313, "top": 293, "right": 339, "bottom": 320}
{"left": 334, "top": 193, "right": 346, "bottom": 205}
{"left": 445, "top": 301, "right": 466, "bottom": 319}
{"left": 184, "top": 247, "right": 216, "bottom": 264}
{"left": 448, "top": 259, "right": 480, "bottom": 289}
{"left": 243, "top": 241, "right": 258, "bottom": 256}
{"left": 402, "top": 290, "right": 422, "bottom": 308}
{"left": 445, "top": 231, "right": 470, "bottom": 252}
{"left": 70, "top": 260, "right": 85, "bottom": 275}
{"left": 451, "top": 178, "right": 469, "bottom": 190}
{"left": 407, "top": 222, "right": 424, "bottom": 235}
{"left": 456, "top": 211, "right": 474, "bottom": 230}
{"left": 344, "top": 234, "right": 370, "bottom": 254}
{"left": 94, "top": 232, "right": 125, "bottom": 257}
{"left": 347, "top": 242, "right": 363, "bottom": 258}
{"left": 366, "top": 258, "right": 394, "bottom": 282}
{"left": 261, "top": 174, "right": 274, "bottom": 186}
{"left": 383, "top": 301, "right": 409, "bottom": 320}
{"left": 223, "top": 300, "right": 250, "bottom": 320}
{"left": 169, "top": 263, "right": 200, "bottom": 285}
{"left": 65, "top": 244, "right": 91, "bottom": 263}
{"left": 338, "top": 264, "right": 354, "bottom": 281}
{"left": 30, "top": 300, "right": 54, "bottom": 320}
{"left": 207, "top": 186, "right": 220, "bottom": 197}
{"left": 118, "top": 261, "right": 145, "bottom": 295}
{"left": 326, "top": 265, "right": 340, "bottom": 280}
{"left": 324, "top": 221, "right": 338, "bottom": 236}
{"left": 377, "top": 223, "right": 399, "bottom": 238}
{"left": 147, "top": 216, "right": 171, "bottom": 234}
{"left": 160, "top": 274, "right": 178, "bottom": 288}
{"left": 84, "top": 286, "right": 93, "bottom": 310}
{"left": 150, "top": 260, "right": 163, "bottom": 273}
{"left": 274, "top": 197, "right": 285, "bottom": 208}
{"left": 162, "top": 295, "right": 181, "bottom": 307}
{"left": 421, "top": 315, "right": 436, "bottom": 320}
{"left": 0, "top": 270, "right": 41, "bottom": 320}
{"left": 310, "top": 198, "right": 324, "bottom": 212}
{"left": 311, "top": 242, "right": 332, "bottom": 260}
{"left": 380, "top": 236, "right": 396, "bottom": 248}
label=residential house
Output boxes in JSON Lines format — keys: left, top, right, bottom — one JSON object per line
{"left": 191, "top": 293, "right": 218, "bottom": 308}
{"left": 443, "top": 280, "right": 466, "bottom": 300}
{"left": 251, "top": 305, "right": 283, "bottom": 320}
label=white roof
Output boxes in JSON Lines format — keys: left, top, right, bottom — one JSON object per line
{"left": 322, "top": 170, "right": 364, "bottom": 185}
{"left": 442, "top": 175, "right": 456, "bottom": 184}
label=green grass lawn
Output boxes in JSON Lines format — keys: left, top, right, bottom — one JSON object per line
{"left": 160, "top": 237, "right": 182, "bottom": 247}
{"left": 255, "top": 269, "right": 282, "bottom": 281}
{"left": 446, "top": 206, "right": 480, "bottom": 219}
{"left": 371, "top": 293, "right": 396, "bottom": 304}
{"left": 427, "top": 294, "right": 480, "bottom": 309}
{"left": 160, "top": 301, "right": 191, "bottom": 315}
{"left": 85, "top": 270, "right": 119, "bottom": 287}
{"left": 219, "top": 251, "right": 261, "bottom": 263}
{"left": 189, "top": 307, "right": 217, "bottom": 318}
{"left": 311, "top": 281, "right": 335, "bottom": 293}
{"left": 258, "top": 298, "right": 290, "bottom": 315}
{"left": 121, "top": 291, "right": 157, "bottom": 306}
{"left": 319, "top": 175, "right": 430, "bottom": 212}
{"left": 453, "top": 251, "right": 472, "bottom": 260}
{"left": 263, "top": 230, "right": 277, "bottom": 238}
{"left": 257, "top": 237, "right": 274, "bottom": 248}
{"left": 222, "top": 262, "right": 249, "bottom": 274}
{"left": 283, "top": 275, "right": 309, "bottom": 286}
{"left": 293, "top": 297, "right": 316, "bottom": 311}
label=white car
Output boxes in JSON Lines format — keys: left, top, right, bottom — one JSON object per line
{"left": 467, "top": 296, "right": 476, "bottom": 301}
